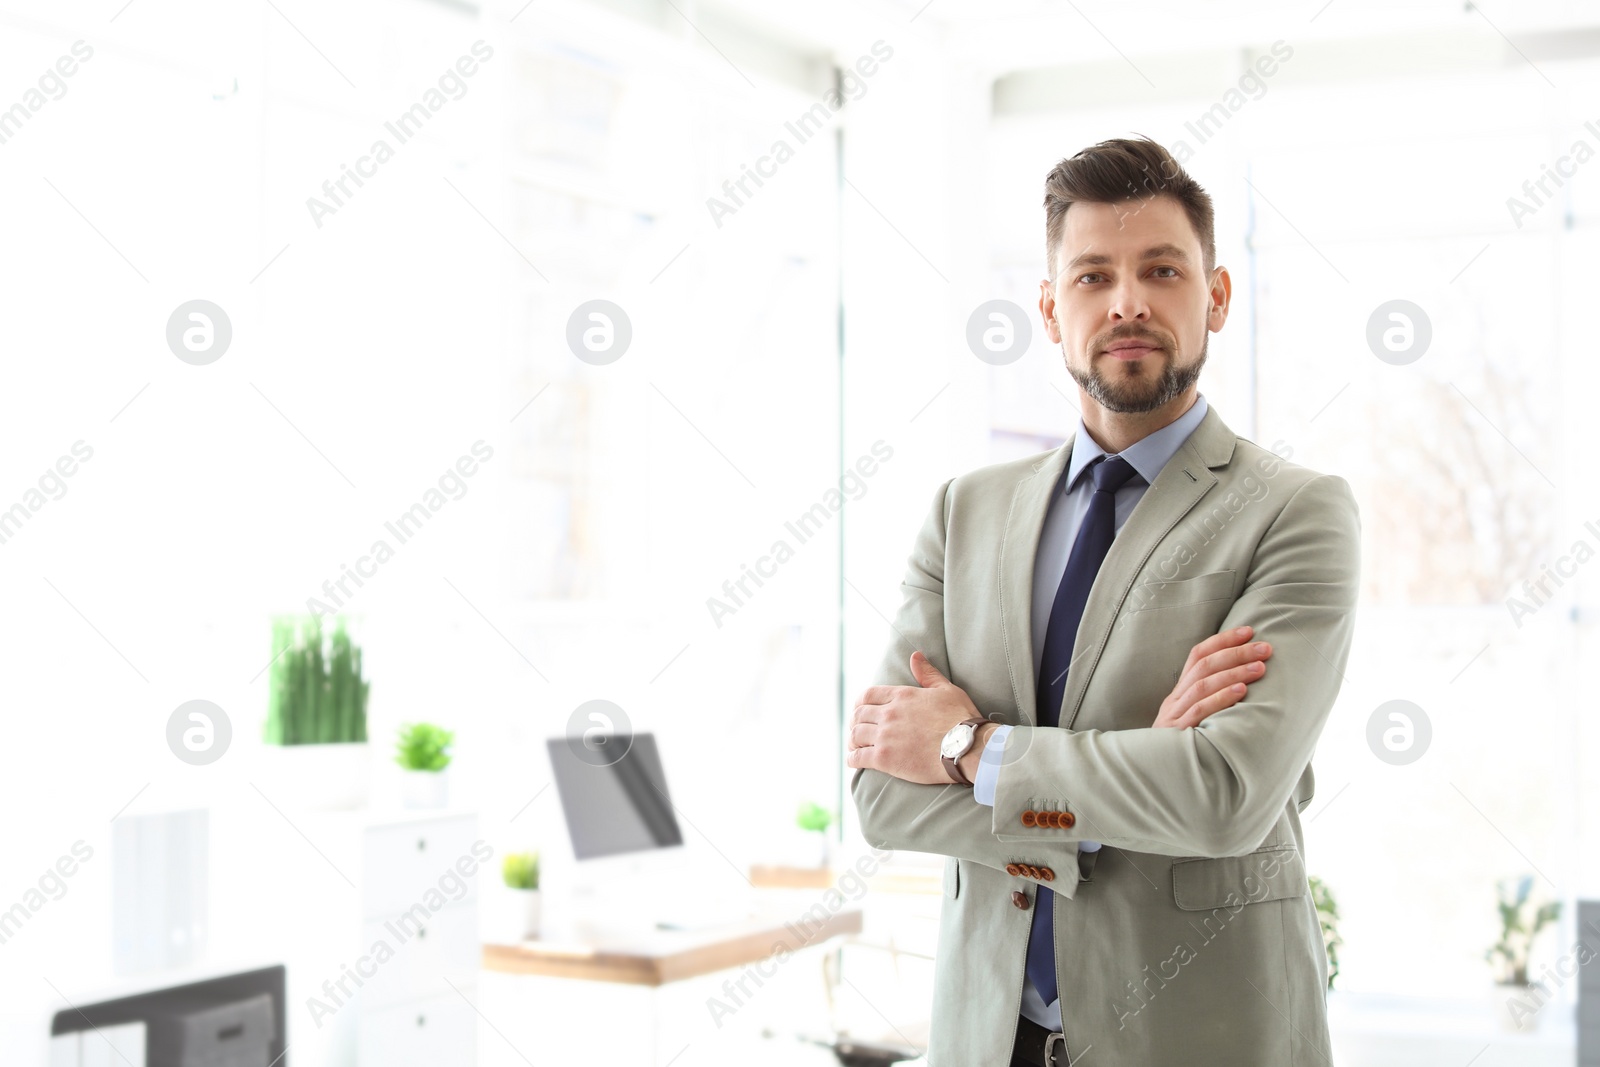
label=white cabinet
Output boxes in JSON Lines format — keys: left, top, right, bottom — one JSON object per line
{"left": 352, "top": 811, "right": 480, "bottom": 1067}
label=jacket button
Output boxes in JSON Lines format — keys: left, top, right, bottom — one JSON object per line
{"left": 1011, "top": 891, "right": 1029, "bottom": 910}
{"left": 1060, "top": 811, "right": 1076, "bottom": 829}
{"left": 1039, "top": 811, "right": 1057, "bottom": 828}
{"left": 1005, "top": 863, "right": 1021, "bottom": 876}
{"left": 1040, "top": 867, "right": 1055, "bottom": 882}
{"left": 1021, "top": 810, "right": 1037, "bottom": 827}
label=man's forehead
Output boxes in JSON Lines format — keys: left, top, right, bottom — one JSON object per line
{"left": 1058, "top": 200, "right": 1200, "bottom": 270}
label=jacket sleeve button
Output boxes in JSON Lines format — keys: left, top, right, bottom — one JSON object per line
{"left": 1060, "top": 811, "right": 1076, "bottom": 829}
{"left": 1021, "top": 810, "right": 1037, "bottom": 827}
{"left": 1040, "top": 867, "right": 1055, "bottom": 882}
{"left": 1005, "top": 863, "right": 1021, "bottom": 876}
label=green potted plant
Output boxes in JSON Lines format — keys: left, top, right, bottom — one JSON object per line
{"left": 1308, "top": 875, "right": 1342, "bottom": 991}
{"left": 797, "top": 801, "right": 835, "bottom": 868}
{"left": 494, "top": 851, "right": 541, "bottom": 942}
{"left": 394, "top": 721, "right": 454, "bottom": 809}
{"left": 260, "top": 614, "right": 371, "bottom": 809}
{"left": 1487, "top": 874, "right": 1561, "bottom": 1032}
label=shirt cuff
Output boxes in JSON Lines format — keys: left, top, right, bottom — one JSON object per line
{"left": 971, "top": 724, "right": 1011, "bottom": 806}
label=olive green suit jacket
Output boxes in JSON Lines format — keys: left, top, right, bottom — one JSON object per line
{"left": 852, "top": 403, "right": 1361, "bottom": 1065}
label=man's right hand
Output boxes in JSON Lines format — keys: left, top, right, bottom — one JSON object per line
{"left": 1154, "top": 625, "right": 1272, "bottom": 729}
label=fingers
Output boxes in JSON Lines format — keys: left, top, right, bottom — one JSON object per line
{"left": 1176, "top": 663, "right": 1260, "bottom": 721}
{"left": 846, "top": 721, "right": 878, "bottom": 753}
{"left": 1177, "top": 637, "right": 1272, "bottom": 701}
{"left": 1173, "top": 682, "right": 1248, "bottom": 729}
{"left": 909, "top": 650, "right": 948, "bottom": 687}
{"left": 1161, "top": 629, "right": 1273, "bottom": 729}
{"left": 1183, "top": 625, "right": 1253, "bottom": 674}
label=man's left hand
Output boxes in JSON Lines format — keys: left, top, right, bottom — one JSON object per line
{"left": 846, "top": 651, "right": 989, "bottom": 785}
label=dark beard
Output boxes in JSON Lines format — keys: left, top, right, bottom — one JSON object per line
{"left": 1066, "top": 333, "right": 1208, "bottom": 414}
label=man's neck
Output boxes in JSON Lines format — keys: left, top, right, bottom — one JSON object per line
{"left": 1080, "top": 388, "right": 1199, "bottom": 455}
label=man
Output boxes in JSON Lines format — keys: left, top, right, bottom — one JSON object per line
{"left": 847, "top": 137, "right": 1360, "bottom": 1066}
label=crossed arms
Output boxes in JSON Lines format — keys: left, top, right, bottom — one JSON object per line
{"left": 849, "top": 471, "right": 1361, "bottom": 871}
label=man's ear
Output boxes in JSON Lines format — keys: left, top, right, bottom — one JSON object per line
{"left": 1039, "top": 279, "right": 1062, "bottom": 344}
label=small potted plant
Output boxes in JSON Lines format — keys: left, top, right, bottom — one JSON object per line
{"left": 394, "top": 722, "right": 454, "bottom": 809}
{"left": 495, "top": 851, "right": 540, "bottom": 942}
{"left": 1487, "top": 874, "right": 1561, "bottom": 1032}
{"left": 797, "top": 801, "right": 835, "bottom": 868}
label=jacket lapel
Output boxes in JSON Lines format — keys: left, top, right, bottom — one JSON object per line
{"left": 996, "top": 403, "right": 1239, "bottom": 729}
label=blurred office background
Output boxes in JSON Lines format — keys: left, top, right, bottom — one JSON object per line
{"left": 1, "top": 0, "right": 1598, "bottom": 1063}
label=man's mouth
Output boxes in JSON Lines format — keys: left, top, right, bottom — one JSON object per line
{"left": 1103, "top": 340, "right": 1161, "bottom": 360}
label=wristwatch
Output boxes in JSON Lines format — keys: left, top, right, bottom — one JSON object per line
{"left": 939, "top": 716, "right": 991, "bottom": 786}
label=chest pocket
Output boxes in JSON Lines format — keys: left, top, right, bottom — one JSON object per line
{"left": 1124, "top": 568, "right": 1237, "bottom": 613}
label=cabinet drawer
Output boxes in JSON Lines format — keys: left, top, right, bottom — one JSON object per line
{"left": 358, "top": 990, "right": 474, "bottom": 1067}
{"left": 362, "top": 816, "right": 479, "bottom": 917}
{"left": 359, "top": 903, "right": 478, "bottom": 1008}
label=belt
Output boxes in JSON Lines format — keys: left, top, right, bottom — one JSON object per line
{"left": 1012, "top": 1013, "right": 1070, "bottom": 1067}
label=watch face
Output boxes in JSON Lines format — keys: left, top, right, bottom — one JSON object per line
{"left": 940, "top": 723, "right": 974, "bottom": 759}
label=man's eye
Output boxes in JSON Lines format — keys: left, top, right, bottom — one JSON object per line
{"left": 1077, "top": 273, "right": 1103, "bottom": 285}
{"left": 1152, "top": 266, "right": 1178, "bottom": 278}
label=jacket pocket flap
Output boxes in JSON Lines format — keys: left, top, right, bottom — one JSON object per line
{"left": 1126, "top": 569, "right": 1237, "bottom": 612}
{"left": 1171, "top": 846, "right": 1305, "bottom": 911}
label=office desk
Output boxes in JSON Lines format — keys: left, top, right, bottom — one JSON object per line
{"left": 482, "top": 907, "right": 862, "bottom": 985}
{"left": 477, "top": 909, "right": 862, "bottom": 1066}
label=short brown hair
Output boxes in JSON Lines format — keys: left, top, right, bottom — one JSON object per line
{"left": 1043, "top": 135, "right": 1215, "bottom": 281}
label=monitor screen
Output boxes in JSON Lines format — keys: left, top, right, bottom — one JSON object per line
{"left": 546, "top": 732, "right": 684, "bottom": 860}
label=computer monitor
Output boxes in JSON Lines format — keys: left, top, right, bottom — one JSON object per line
{"left": 546, "top": 731, "right": 684, "bottom": 860}
{"left": 542, "top": 731, "right": 752, "bottom": 935}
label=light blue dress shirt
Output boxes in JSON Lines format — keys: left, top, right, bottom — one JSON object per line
{"left": 971, "top": 391, "right": 1209, "bottom": 1028}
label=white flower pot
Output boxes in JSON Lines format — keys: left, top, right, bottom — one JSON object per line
{"left": 399, "top": 768, "right": 449, "bottom": 809}
{"left": 256, "top": 742, "right": 370, "bottom": 810}
{"left": 1494, "top": 980, "right": 1549, "bottom": 1032}
{"left": 489, "top": 888, "right": 541, "bottom": 942}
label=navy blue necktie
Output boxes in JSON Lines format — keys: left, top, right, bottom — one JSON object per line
{"left": 1025, "top": 453, "right": 1141, "bottom": 1008}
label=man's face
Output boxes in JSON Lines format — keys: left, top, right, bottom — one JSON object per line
{"left": 1039, "top": 195, "right": 1228, "bottom": 414}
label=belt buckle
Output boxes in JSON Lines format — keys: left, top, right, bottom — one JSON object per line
{"left": 1043, "top": 1032, "right": 1067, "bottom": 1066}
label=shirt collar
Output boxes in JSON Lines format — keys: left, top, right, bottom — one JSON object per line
{"left": 1064, "top": 392, "right": 1210, "bottom": 492}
